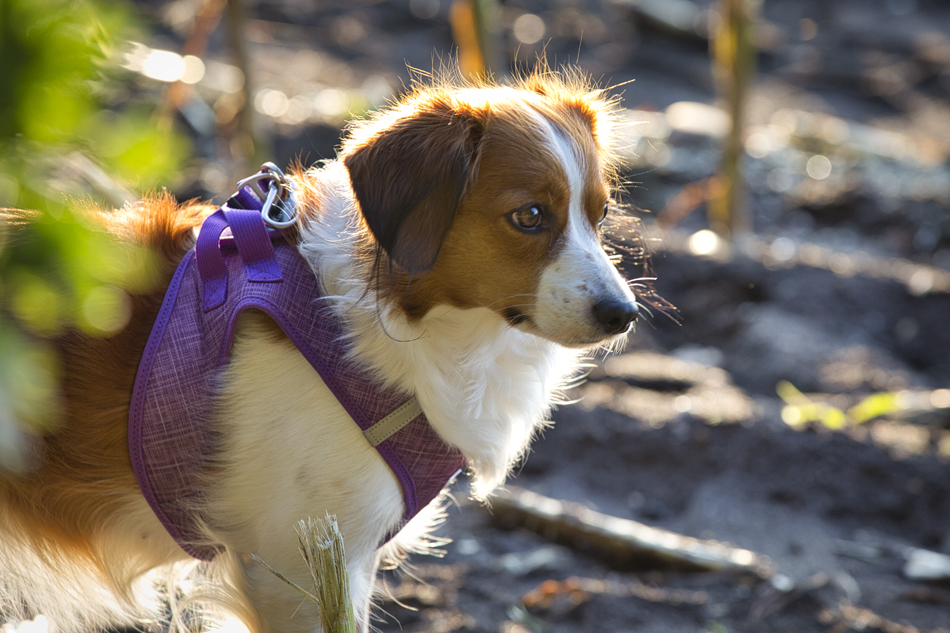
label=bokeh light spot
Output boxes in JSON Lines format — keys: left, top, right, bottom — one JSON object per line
{"left": 255, "top": 89, "right": 290, "bottom": 118}
{"left": 688, "top": 230, "right": 722, "bottom": 256}
{"left": 806, "top": 154, "right": 832, "bottom": 180}
{"left": 81, "top": 285, "right": 131, "bottom": 335}
{"left": 514, "top": 14, "right": 546, "bottom": 45}
{"left": 141, "top": 49, "right": 186, "bottom": 83}
{"left": 410, "top": 0, "right": 440, "bottom": 19}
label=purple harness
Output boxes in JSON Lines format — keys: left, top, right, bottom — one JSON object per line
{"left": 128, "top": 167, "right": 466, "bottom": 560}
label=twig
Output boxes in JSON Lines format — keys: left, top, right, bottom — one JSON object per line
{"left": 158, "top": 0, "right": 227, "bottom": 122}
{"left": 58, "top": 152, "right": 135, "bottom": 208}
{"left": 488, "top": 487, "right": 774, "bottom": 577}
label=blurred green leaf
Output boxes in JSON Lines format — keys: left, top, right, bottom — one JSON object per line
{"left": 0, "top": 329, "right": 60, "bottom": 434}
{"left": 8, "top": 270, "right": 64, "bottom": 335}
{"left": 91, "top": 109, "right": 190, "bottom": 187}
{"left": 847, "top": 392, "right": 901, "bottom": 424}
{"left": 777, "top": 380, "right": 847, "bottom": 429}
{"left": 779, "top": 380, "right": 921, "bottom": 430}
{"left": 0, "top": 0, "right": 189, "bottom": 460}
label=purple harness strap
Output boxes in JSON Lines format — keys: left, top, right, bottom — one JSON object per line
{"left": 129, "top": 178, "right": 465, "bottom": 561}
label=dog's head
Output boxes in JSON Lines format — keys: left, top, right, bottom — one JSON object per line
{"left": 341, "top": 69, "right": 640, "bottom": 348}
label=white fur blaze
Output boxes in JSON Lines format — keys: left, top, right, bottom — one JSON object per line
{"left": 530, "top": 113, "right": 638, "bottom": 346}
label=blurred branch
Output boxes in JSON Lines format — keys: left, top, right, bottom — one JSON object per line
{"left": 160, "top": 0, "right": 227, "bottom": 118}
{"left": 613, "top": 0, "right": 783, "bottom": 51}
{"left": 224, "top": 0, "right": 258, "bottom": 176}
{"left": 56, "top": 153, "right": 135, "bottom": 209}
{"left": 616, "top": 0, "right": 707, "bottom": 44}
{"left": 450, "top": 0, "right": 501, "bottom": 80}
{"left": 489, "top": 487, "right": 774, "bottom": 577}
{"left": 708, "top": 0, "right": 759, "bottom": 238}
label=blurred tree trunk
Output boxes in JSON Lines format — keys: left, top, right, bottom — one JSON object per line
{"left": 709, "top": 0, "right": 759, "bottom": 238}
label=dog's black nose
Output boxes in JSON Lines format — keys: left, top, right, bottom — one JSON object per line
{"left": 593, "top": 297, "right": 639, "bottom": 335}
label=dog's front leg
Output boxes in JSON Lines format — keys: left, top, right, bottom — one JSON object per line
{"left": 214, "top": 318, "right": 408, "bottom": 632}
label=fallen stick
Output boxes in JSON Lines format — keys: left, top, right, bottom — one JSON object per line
{"left": 488, "top": 487, "right": 774, "bottom": 578}
{"left": 903, "top": 547, "right": 950, "bottom": 583}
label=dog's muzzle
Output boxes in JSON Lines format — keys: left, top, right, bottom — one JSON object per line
{"left": 592, "top": 296, "right": 639, "bottom": 335}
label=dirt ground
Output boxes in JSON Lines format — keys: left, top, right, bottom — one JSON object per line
{"left": 105, "top": 0, "right": 950, "bottom": 630}
{"left": 256, "top": 1, "right": 950, "bottom": 631}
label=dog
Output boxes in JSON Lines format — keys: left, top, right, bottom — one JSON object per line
{"left": 0, "top": 67, "right": 646, "bottom": 632}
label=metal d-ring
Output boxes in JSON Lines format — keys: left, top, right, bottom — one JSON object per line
{"left": 260, "top": 180, "right": 298, "bottom": 228}
{"left": 235, "top": 163, "right": 299, "bottom": 229}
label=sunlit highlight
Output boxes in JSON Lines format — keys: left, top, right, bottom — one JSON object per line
{"left": 513, "top": 14, "right": 546, "bottom": 45}
{"left": 688, "top": 230, "right": 722, "bottom": 256}
{"left": 805, "top": 155, "right": 832, "bottom": 180}
{"left": 3, "top": 615, "right": 49, "bottom": 633}
{"left": 124, "top": 42, "right": 206, "bottom": 84}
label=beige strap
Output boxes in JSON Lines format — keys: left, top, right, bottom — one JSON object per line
{"left": 362, "top": 397, "right": 424, "bottom": 447}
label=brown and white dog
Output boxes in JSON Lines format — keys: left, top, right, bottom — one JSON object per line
{"left": 0, "top": 69, "right": 643, "bottom": 632}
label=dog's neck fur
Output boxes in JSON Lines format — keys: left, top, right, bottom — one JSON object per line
{"left": 295, "top": 161, "right": 581, "bottom": 498}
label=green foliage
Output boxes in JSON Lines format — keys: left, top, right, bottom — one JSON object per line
{"left": 847, "top": 391, "right": 902, "bottom": 424}
{"left": 89, "top": 108, "right": 190, "bottom": 187}
{"left": 0, "top": 0, "right": 189, "bottom": 451}
{"left": 777, "top": 380, "right": 906, "bottom": 430}
{"left": 1, "top": 0, "right": 190, "bottom": 195}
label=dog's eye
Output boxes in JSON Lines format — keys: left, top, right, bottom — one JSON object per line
{"left": 510, "top": 205, "right": 545, "bottom": 230}
{"left": 598, "top": 203, "right": 609, "bottom": 227}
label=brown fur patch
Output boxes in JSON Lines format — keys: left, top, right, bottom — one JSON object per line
{"left": 343, "top": 94, "right": 484, "bottom": 275}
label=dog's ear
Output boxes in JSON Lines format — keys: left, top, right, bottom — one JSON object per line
{"left": 343, "top": 101, "right": 482, "bottom": 274}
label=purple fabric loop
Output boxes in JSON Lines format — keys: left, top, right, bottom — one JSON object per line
{"left": 196, "top": 208, "right": 283, "bottom": 312}
{"left": 222, "top": 208, "right": 282, "bottom": 283}
{"left": 129, "top": 211, "right": 466, "bottom": 561}
{"left": 195, "top": 210, "right": 230, "bottom": 311}
{"left": 232, "top": 185, "right": 263, "bottom": 210}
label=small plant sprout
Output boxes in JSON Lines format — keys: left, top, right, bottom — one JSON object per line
{"left": 253, "top": 514, "right": 356, "bottom": 633}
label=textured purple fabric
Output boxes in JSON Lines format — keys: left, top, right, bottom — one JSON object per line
{"left": 195, "top": 210, "right": 229, "bottom": 310}
{"left": 232, "top": 187, "right": 260, "bottom": 210}
{"left": 129, "top": 209, "right": 466, "bottom": 561}
{"left": 223, "top": 208, "right": 282, "bottom": 283}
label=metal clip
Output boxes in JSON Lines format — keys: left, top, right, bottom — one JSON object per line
{"left": 235, "top": 162, "right": 299, "bottom": 229}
